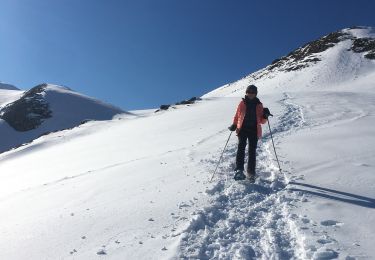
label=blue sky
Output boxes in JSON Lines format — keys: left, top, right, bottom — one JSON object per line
{"left": 0, "top": 0, "right": 374, "bottom": 110}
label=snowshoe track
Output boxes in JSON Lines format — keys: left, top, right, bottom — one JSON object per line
{"left": 176, "top": 93, "right": 307, "bottom": 259}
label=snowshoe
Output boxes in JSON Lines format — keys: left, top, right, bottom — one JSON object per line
{"left": 246, "top": 170, "right": 256, "bottom": 183}
{"left": 247, "top": 174, "right": 256, "bottom": 183}
{"left": 234, "top": 170, "right": 246, "bottom": 181}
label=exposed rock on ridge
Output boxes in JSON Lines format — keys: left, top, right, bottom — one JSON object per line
{"left": 0, "top": 84, "right": 52, "bottom": 131}
{"left": 268, "top": 31, "right": 353, "bottom": 72}
{"left": 244, "top": 27, "right": 375, "bottom": 83}
{"left": 351, "top": 37, "right": 375, "bottom": 59}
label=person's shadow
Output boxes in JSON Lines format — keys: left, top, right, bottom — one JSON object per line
{"left": 288, "top": 181, "right": 375, "bottom": 209}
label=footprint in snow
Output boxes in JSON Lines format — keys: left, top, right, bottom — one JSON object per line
{"left": 354, "top": 162, "right": 370, "bottom": 167}
{"left": 301, "top": 218, "right": 310, "bottom": 224}
{"left": 97, "top": 249, "right": 107, "bottom": 255}
{"left": 313, "top": 248, "right": 338, "bottom": 259}
{"left": 178, "top": 202, "right": 190, "bottom": 209}
{"left": 317, "top": 238, "right": 334, "bottom": 245}
{"left": 320, "top": 220, "right": 343, "bottom": 227}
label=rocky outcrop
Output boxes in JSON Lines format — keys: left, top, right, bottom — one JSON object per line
{"left": 268, "top": 31, "right": 352, "bottom": 72}
{"left": 0, "top": 84, "right": 52, "bottom": 131}
{"left": 350, "top": 37, "right": 375, "bottom": 59}
{"left": 241, "top": 27, "right": 375, "bottom": 85}
{"left": 155, "top": 97, "right": 202, "bottom": 112}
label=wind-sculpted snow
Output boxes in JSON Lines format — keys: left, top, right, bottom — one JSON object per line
{"left": 176, "top": 94, "right": 310, "bottom": 259}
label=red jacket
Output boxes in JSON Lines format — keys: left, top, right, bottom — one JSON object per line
{"left": 233, "top": 98, "right": 267, "bottom": 138}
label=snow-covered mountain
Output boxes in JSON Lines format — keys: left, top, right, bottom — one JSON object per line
{"left": 0, "top": 82, "right": 19, "bottom": 90}
{"left": 204, "top": 26, "right": 375, "bottom": 98}
{"left": 0, "top": 26, "right": 374, "bottom": 259}
{"left": 0, "top": 83, "right": 124, "bottom": 153}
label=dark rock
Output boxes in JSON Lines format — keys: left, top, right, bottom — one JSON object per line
{"left": 179, "top": 100, "right": 193, "bottom": 105}
{"left": 188, "top": 97, "right": 201, "bottom": 102}
{"left": 365, "top": 51, "right": 375, "bottom": 59}
{"left": 160, "top": 104, "right": 171, "bottom": 110}
{"left": 351, "top": 38, "right": 375, "bottom": 52}
{"left": 155, "top": 104, "right": 171, "bottom": 113}
{"left": 0, "top": 83, "right": 52, "bottom": 131}
{"left": 175, "top": 97, "right": 201, "bottom": 105}
{"left": 268, "top": 31, "right": 352, "bottom": 72}
{"left": 351, "top": 38, "right": 375, "bottom": 59}
{"left": 156, "top": 97, "right": 201, "bottom": 112}
{"left": 80, "top": 119, "right": 92, "bottom": 125}
{"left": 96, "top": 249, "right": 106, "bottom": 255}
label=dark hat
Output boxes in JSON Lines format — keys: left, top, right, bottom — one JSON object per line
{"left": 246, "top": 84, "right": 258, "bottom": 94}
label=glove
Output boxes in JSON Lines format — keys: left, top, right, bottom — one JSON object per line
{"left": 263, "top": 107, "right": 273, "bottom": 119}
{"left": 228, "top": 124, "right": 237, "bottom": 131}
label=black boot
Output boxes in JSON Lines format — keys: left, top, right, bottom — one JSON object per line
{"left": 234, "top": 170, "right": 246, "bottom": 181}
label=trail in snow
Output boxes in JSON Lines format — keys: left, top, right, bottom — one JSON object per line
{"left": 175, "top": 93, "right": 308, "bottom": 259}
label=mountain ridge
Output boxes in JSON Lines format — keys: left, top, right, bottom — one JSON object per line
{"left": 203, "top": 26, "right": 375, "bottom": 98}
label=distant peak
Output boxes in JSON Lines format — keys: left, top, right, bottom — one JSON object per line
{"left": 30, "top": 83, "right": 74, "bottom": 93}
{"left": 268, "top": 30, "right": 351, "bottom": 72}
{"left": 266, "top": 26, "right": 375, "bottom": 73}
{"left": 0, "top": 82, "right": 19, "bottom": 90}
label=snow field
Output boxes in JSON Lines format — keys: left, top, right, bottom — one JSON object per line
{"left": 0, "top": 97, "right": 253, "bottom": 259}
{"left": 280, "top": 91, "right": 375, "bottom": 259}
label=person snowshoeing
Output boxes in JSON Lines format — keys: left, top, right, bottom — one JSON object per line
{"left": 229, "top": 85, "right": 270, "bottom": 181}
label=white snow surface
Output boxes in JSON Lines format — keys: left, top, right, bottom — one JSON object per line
{"left": 1, "top": 27, "right": 375, "bottom": 259}
{"left": 0, "top": 89, "right": 23, "bottom": 107}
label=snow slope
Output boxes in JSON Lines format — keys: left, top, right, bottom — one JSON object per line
{"left": 195, "top": 26, "right": 375, "bottom": 259}
{"left": 0, "top": 82, "right": 23, "bottom": 107}
{"left": 0, "top": 89, "right": 23, "bottom": 108}
{"left": 0, "top": 27, "right": 374, "bottom": 259}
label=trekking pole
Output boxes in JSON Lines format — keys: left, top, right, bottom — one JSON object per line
{"left": 267, "top": 118, "right": 282, "bottom": 174}
{"left": 209, "top": 131, "right": 233, "bottom": 182}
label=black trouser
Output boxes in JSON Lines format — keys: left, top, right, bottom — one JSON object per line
{"left": 235, "top": 128, "right": 258, "bottom": 174}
